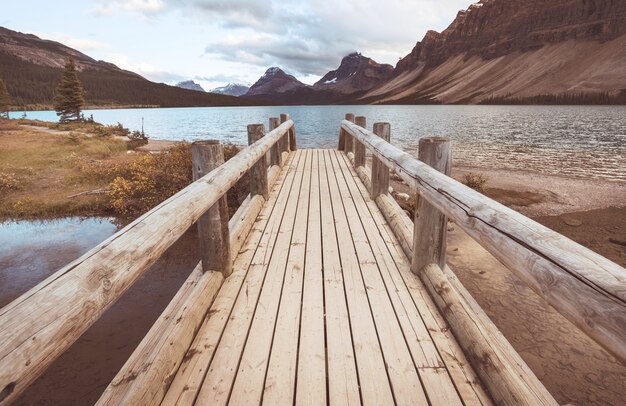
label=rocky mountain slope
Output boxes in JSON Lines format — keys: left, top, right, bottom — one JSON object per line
{"left": 245, "top": 54, "right": 393, "bottom": 103}
{"left": 313, "top": 53, "right": 393, "bottom": 95}
{"left": 211, "top": 83, "right": 250, "bottom": 97}
{"left": 0, "top": 27, "right": 260, "bottom": 107}
{"left": 363, "top": 0, "right": 626, "bottom": 104}
{"left": 176, "top": 80, "right": 205, "bottom": 92}
{"left": 246, "top": 67, "right": 307, "bottom": 98}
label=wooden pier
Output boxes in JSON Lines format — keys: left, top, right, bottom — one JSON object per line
{"left": 0, "top": 114, "right": 624, "bottom": 405}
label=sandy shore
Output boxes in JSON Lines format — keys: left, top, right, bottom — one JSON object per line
{"left": 5, "top": 162, "right": 626, "bottom": 405}
{"left": 421, "top": 166, "right": 626, "bottom": 405}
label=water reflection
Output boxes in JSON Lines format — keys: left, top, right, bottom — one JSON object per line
{"left": 0, "top": 217, "right": 119, "bottom": 307}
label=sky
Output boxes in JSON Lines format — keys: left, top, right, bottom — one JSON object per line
{"left": 4, "top": 0, "right": 473, "bottom": 90}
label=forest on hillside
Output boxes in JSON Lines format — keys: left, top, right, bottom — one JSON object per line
{"left": 0, "top": 52, "right": 268, "bottom": 108}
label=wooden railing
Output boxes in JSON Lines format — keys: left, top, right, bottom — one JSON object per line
{"left": 339, "top": 114, "right": 626, "bottom": 404}
{"left": 0, "top": 115, "right": 296, "bottom": 405}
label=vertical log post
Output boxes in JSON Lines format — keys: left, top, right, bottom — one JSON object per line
{"left": 191, "top": 140, "right": 231, "bottom": 276}
{"left": 411, "top": 137, "right": 452, "bottom": 274}
{"left": 289, "top": 124, "right": 297, "bottom": 151}
{"left": 354, "top": 116, "right": 366, "bottom": 167}
{"left": 247, "top": 124, "right": 269, "bottom": 200}
{"left": 344, "top": 113, "right": 355, "bottom": 155}
{"left": 269, "top": 117, "right": 282, "bottom": 167}
{"left": 279, "top": 113, "right": 290, "bottom": 153}
{"left": 371, "top": 122, "right": 391, "bottom": 198}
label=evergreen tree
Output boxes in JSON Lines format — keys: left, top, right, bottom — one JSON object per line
{"left": 53, "top": 58, "right": 85, "bottom": 122}
{"left": 0, "top": 78, "right": 11, "bottom": 118}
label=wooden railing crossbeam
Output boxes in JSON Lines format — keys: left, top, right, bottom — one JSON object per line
{"left": 341, "top": 118, "right": 626, "bottom": 363}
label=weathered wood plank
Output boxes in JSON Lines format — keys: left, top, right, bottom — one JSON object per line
{"left": 269, "top": 117, "right": 282, "bottom": 167}
{"left": 371, "top": 122, "right": 391, "bottom": 198}
{"left": 96, "top": 265, "right": 223, "bottom": 405}
{"left": 329, "top": 150, "right": 430, "bottom": 405}
{"left": 363, "top": 158, "right": 554, "bottom": 403}
{"left": 337, "top": 150, "right": 492, "bottom": 405}
{"left": 194, "top": 151, "right": 308, "bottom": 405}
{"left": 295, "top": 149, "right": 327, "bottom": 405}
{"left": 344, "top": 113, "right": 355, "bottom": 156}
{"left": 161, "top": 152, "right": 300, "bottom": 405}
{"left": 423, "top": 263, "right": 557, "bottom": 405}
{"left": 261, "top": 150, "right": 313, "bottom": 404}
{"left": 319, "top": 150, "right": 361, "bottom": 406}
{"left": 0, "top": 120, "right": 295, "bottom": 405}
{"left": 341, "top": 119, "right": 626, "bottom": 363}
{"left": 192, "top": 140, "right": 231, "bottom": 276}
{"left": 412, "top": 137, "right": 451, "bottom": 274}
{"left": 248, "top": 124, "right": 269, "bottom": 200}
{"left": 354, "top": 116, "right": 366, "bottom": 168}
{"left": 323, "top": 149, "right": 395, "bottom": 405}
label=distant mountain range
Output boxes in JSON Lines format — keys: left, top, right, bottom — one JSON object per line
{"left": 244, "top": 54, "right": 393, "bottom": 104}
{"left": 1, "top": 0, "right": 625, "bottom": 107}
{"left": 175, "top": 80, "right": 205, "bottom": 92}
{"left": 211, "top": 83, "right": 249, "bottom": 97}
{"left": 243, "top": 0, "right": 626, "bottom": 104}
{"left": 0, "top": 27, "right": 264, "bottom": 108}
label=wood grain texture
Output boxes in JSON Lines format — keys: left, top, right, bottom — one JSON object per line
{"left": 96, "top": 266, "right": 223, "bottom": 406}
{"left": 369, "top": 172, "right": 554, "bottom": 404}
{"left": 0, "top": 120, "right": 294, "bottom": 405}
{"left": 412, "top": 137, "right": 451, "bottom": 274}
{"left": 341, "top": 119, "right": 626, "bottom": 362}
{"left": 161, "top": 152, "right": 299, "bottom": 405}
{"left": 192, "top": 141, "right": 231, "bottom": 276}
{"left": 247, "top": 124, "right": 269, "bottom": 200}
{"left": 423, "top": 264, "right": 557, "bottom": 405}
{"left": 344, "top": 113, "right": 355, "bottom": 155}
{"left": 354, "top": 116, "right": 366, "bottom": 168}
{"left": 371, "top": 122, "right": 391, "bottom": 198}
{"left": 279, "top": 113, "right": 290, "bottom": 154}
{"left": 269, "top": 117, "right": 282, "bottom": 167}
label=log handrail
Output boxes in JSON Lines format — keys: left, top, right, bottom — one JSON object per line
{"left": 0, "top": 120, "right": 295, "bottom": 405}
{"left": 340, "top": 119, "right": 626, "bottom": 364}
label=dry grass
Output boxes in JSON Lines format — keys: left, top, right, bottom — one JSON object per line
{"left": 460, "top": 172, "right": 488, "bottom": 193}
{"left": 0, "top": 124, "right": 245, "bottom": 221}
{"left": 0, "top": 126, "right": 132, "bottom": 220}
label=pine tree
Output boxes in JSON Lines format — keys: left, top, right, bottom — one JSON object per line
{"left": 0, "top": 78, "right": 11, "bottom": 118}
{"left": 53, "top": 58, "right": 85, "bottom": 122}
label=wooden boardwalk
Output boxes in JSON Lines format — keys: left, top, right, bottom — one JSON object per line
{"left": 161, "top": 149, "right": 489, "bottom": 405}
{"left": 2, "top": 115, "right": 624, "bottom": 406}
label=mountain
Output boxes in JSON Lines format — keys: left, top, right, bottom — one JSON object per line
{"left": 246, "top": 67, "right": 307, "bottom": 98}
{"left": 176, "top": 80, "right": 205, "bottom": 92}
{"left": 363, "top": 0, "right": 626, "bottom": 104}
{"left": 245, "top": 54, "right": 393, "bottom": 104}
{"left": 313, "top": 53, "right": 393, "bottom": 94}
{"left": 0, "top": 27, "right": 264, "bottom": 107}
{"left": 211, "top": 83, "right": 249, "bottom": 97}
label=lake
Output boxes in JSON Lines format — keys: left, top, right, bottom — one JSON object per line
{"left": 0, "top": 217, "right": 119, "bottom": 307}
{"left": 11, "top": 105, "right": 626, "bottom": 181}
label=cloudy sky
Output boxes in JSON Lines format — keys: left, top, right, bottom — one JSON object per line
{"left": 5, "top": 0, "right": 473, "bottom": 90}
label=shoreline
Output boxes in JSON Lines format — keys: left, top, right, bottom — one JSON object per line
{"left": 2, "top": 124, "right": 625, "bottom": 405}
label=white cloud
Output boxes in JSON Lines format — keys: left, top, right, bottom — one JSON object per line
{"left": 91, "top": 0, "right": 166, "bottom": 16}
{"left": 83, "top": 0, "right": 476, "bottom": 84}
{"left": 33, "top": 32, "right": 110, "bottom": 53}
{"left": 105, "top": 53, "right": 185, "bottom": 83}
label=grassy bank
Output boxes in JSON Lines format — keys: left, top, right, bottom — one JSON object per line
{"left": 0, "top": 118, "right": 245, "bottom": 222}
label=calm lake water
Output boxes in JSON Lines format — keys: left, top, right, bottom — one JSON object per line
{"left": 11, "top": 105, "right": 626, "bottom": 181}
{"left": 0, "top": 217, "right": 118, "bottom": 306}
